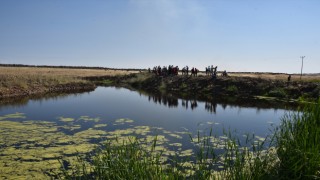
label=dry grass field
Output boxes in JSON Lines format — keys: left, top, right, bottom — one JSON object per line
{"left": 195, "top": 71, "right": 320, "bottom": 82}
{"left": 0, "top": 66, "right": 139, "bottom": 97}
{"left": 228, "top": 72, "right": 320, "bottom": 82}
{"left": 0, "top": 66, "right": 138, "bottom": 78}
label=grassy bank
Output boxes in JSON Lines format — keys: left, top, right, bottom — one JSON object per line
{"left": 93, "top": 73, "right": 320, "bottom": 103}
{"left": 57, "top": 100, "right": 320, "bottom": 179}
{"left": 0, "top": 67, "right": 138, "bottom": 98}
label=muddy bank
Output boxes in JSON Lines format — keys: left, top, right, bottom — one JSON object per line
{"left": 88, "top": 73, "right": 320, "bottom": 103}
{"left": 0, "top": 82, "right": 96, "bottom": 99}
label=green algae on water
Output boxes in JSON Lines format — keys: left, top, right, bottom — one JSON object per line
{"left": 0, "top": 112, "right": 26, "bottom": 121}
{"left": 0, "top": 120, "right": 100, "bottom": 179}
{"left": 79, "top": 116, "right": 100, "bottom": 122}
{"left": 114, "top": 118, "right": 134, "bottom": 124}
{"left": 59, "top": 116, "right": 75, "bottom": 122}
{"left": 94, "top": 124, "right": 107, "bottom": 128}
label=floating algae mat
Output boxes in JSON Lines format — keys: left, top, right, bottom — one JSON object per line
{"left": 0, "top": 112, "right": 26, "bottom": 121}
{"left": 0, "top": 116, "right": 99, "bottom": 179}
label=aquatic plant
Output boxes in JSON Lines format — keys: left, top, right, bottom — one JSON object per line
{"left": 0, "top": 118, "right": 102, "bottom": 179}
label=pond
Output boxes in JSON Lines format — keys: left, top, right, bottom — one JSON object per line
{"left": 0, "top": 87, "right": 290, "bottom": 178}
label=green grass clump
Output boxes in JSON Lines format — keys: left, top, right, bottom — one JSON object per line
{"left": 226, "top": 85, "right": 239, "bottom": 94}
{"left": 275, "top": 100, "right": 320, "bottom": 179}
{"left": 100, "top": 79, "right": 113, "bottom": 86}
{"left": 267, "top": 88, "right": 287, "bottom": 98}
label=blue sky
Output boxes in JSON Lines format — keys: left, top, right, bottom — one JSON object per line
{"left": 0, "top": 0, "right": 319, "bottom": 73}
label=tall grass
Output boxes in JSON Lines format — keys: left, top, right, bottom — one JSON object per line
{"left": 275, "top": 100, "right": 320, "bottom": 179}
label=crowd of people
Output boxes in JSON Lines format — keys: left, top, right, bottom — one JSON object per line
{"left": 149, "top": 65, "right": 179, "bottom": 76}
{"left": 205, "top": 65, "right": 217, "bottom": 76}
{"left": 148, "top": 65, "right": 227, "bottom": 79}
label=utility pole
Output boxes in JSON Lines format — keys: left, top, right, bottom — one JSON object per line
{"left": 300, "top": 56, "right": 305, "bottom": 80}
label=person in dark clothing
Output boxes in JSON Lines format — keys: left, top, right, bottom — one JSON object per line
{"left": 287, "top": 74, "right": 291, "bottom": 86}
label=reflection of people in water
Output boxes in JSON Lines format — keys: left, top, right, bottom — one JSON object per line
{"left": 149, "top": 94, "right": 178, "bottom": 108}
{"left": 205, "top": 101, "right": 217, "bottom": 114}
{"left": 181, "top": 99, "right": 189, "bottom": 109}
{"left": 183, "top": 99, "right": 189, "bottom": 109}
{"left": 221, "top": 103, "right": 227, "bottom": 110}
{"left": 191, "top": 100, "right": 197, "bottom": 110}
{"left": 186, "top": 100, "right": 188, "bottom": 109}
{"left": 147, "top": 93, "right": 220, "bottom": 113}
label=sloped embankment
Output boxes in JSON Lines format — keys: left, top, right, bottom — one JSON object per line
{"left": 88, "top": 73, "right": 320, "bottom": 102}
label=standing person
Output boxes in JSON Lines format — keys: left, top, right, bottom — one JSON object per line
{"left": 214, "top": 66, "right": 218, "bottom": 75}
{"left": 212, "top": 71, "right": 217, "bottom": 80}
{"left": 288, "top": 75, "right": 291, "bottom": 82}
{"left": 287, "top": 74, "right": 291, "bottom": 86}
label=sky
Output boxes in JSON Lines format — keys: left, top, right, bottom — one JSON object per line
{"left": 0, "top": 0, "right": 319, "bottom": 73}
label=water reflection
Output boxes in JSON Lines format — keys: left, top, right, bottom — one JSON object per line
{"left": 145, "top": 93, "right": 243, "bottom": 114}
{"left": 205, "top": 101, "right": 217, "bottom": 113}
{"left": 148, "top": 94, "right": 179, "bottom": 108}
{"left": 0, "top": 90, "right": 93, "bottom": 110}
{"left": 141, "top": 89, "right": 297, "bottom": 115}
{"left": 147, "top": 94, "right": 204, "bottom": 111}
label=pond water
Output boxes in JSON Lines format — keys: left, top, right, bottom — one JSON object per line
{"left": 0, "top": 87, "right": 290, "bottom": 178}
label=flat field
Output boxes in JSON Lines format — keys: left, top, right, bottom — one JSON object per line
{"left": 0, "top": 66, "right": 138, "bottom": 77}
{"left": 227, "top": 72, "right": 320, "bottom": 82}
